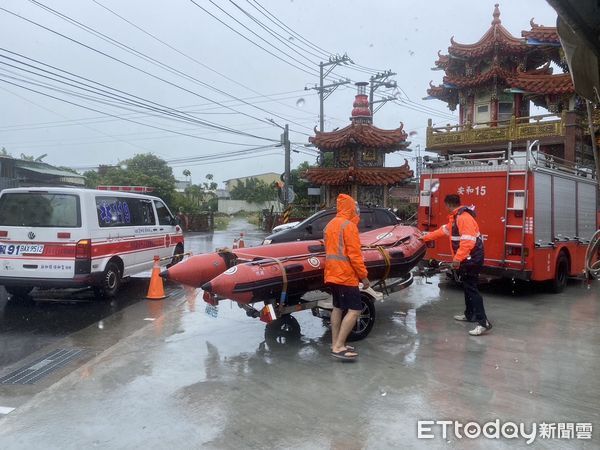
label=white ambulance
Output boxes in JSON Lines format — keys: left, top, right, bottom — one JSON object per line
{"left": 0, "top": 187, "right": 184, "bottom": 298}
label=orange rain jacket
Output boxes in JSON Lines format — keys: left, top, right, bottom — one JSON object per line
{"left": 422, "top": 206, "right": 481, "bottom": 262}
{"left": 323, "top": 194, "right": 368, "bottom": 286}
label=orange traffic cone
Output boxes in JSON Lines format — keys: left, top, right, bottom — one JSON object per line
{"left": 147, "top": 255, "right": 167, "bottom": 300}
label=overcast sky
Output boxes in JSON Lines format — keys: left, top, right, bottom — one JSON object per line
{"left": 0, "top": 0, "right": 558, "bottom": 186}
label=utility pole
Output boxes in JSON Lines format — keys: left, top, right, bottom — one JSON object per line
{"left": 283, "top": 124, "right": 290, "bottom": 207}
{"left": 415, "top": 144, "right": 422, "bottom": 194}
{"left": 305, "top": 54, "right": 352, "bottom": 132}
{"left": 369, "top": 70, "right": 397, "bottom": 115}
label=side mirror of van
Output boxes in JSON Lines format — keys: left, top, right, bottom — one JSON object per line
{"left": 171, "top": 217, "right": 181, "bottom": 226}
{"left": 305, "top": 225, "right": 313, "bottom": 234}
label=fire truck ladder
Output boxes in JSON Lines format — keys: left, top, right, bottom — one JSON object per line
{"left": 501, "top": 145, "right": 531, "bottom": 268}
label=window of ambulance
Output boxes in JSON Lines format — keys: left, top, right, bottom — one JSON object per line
{"left": 95, "top": 196, "right": 156, "bottom": 227}
{"left": 0, "top": 192, "right": 80, "bottom": 228}
{"left": 153, "top": 200, "right": 174, "bottom": 226}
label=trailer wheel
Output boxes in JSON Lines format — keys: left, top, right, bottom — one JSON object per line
{"left": 550, "top": 253, "right": 569, "bottom": 293}
{"left": 265, "top": 314, "right": 301, "bottom": 349}
{"left": 347, "top": 293, "right": 376, "bottom": 342}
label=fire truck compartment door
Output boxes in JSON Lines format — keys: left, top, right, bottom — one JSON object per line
{"left": 534, "top": 173, "right": 552, "bottom": 244}
{"left": 577, "top": 182, "right": 597, "bottom": 240}
{"left": 553, "top": 177, "right": 577, "bottom": 239}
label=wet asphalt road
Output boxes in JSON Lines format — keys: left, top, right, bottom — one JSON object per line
{"left": 0, "top": 218, "right": 264, "bottom": 409}
{"left": 0, "top": 218, "right": 599, "bottom": 449}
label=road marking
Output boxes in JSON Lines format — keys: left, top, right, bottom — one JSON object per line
{"left": 0, "top": 406, "right": 15, "bottom": 415}
{"left": 143, "top": 318, "right": 156, "bottom": 321}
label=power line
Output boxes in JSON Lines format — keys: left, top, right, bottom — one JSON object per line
{"left": 0, "top": 90, "right": 316, "bottom": 132}
{"left": 248, "top": 0, "right": 332, "bottom": 58}
{"left": 69, "top": 144, "right": 280, "bottom": 170}
{"left": 0, "top": 118, "right": 303, "bottom": 150}
{"left": 26, "top": 0, "right": 313, "bottom": 134}
{"left": 90, "top": 0, "right": 316, "bottom": 120}
{"left": 0, "top": 47, "right": 279, "bottom": 141}
{"left": 188, "top": 0, "right": 319, "bottom": 78}
{"left": 0, "top": 84, "right": 155, "bottom": 154}
{"left": 247, "top": 1, "right": 386, "bottom": 77}
{"left": 229, "top": 0, "right": 323, "bottom": 64}
{"left": 0, "top": 76, "right": 274, "bottom": 146}
{"left": 363, "top": 86, "right": 456, "bottom": 121}
{"left": 169, "top": 151, "right": 282, "bottom": 168}
{"left": 393, "top": 98, "right": 456, "bottom": 121}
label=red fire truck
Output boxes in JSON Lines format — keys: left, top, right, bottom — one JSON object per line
{"left": 418, "top": 143, "right": 598, "bottom": 292}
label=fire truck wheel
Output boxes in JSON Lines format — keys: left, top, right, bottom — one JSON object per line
{"left": 94, "top": 261, "right": 122, "bottom": 299}
{"left": 550, "top": 253, "right": 569, "bottom": 294}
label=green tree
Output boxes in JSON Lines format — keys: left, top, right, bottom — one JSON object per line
{"left": 83, "top": 153, "right": 176, "bottom": 205}
{"left": 289, "top": 161, "right": 311, "bottom": 205}
{"left": 202, "top": 173, "right": 218, "bottom": 191}
{"left": 83, "top": 170, "right": 100, "bottom": 188}
{"left": 230, "top": 177, "right": 276, "bottom": 203}
{"left": 172, "top": 174, "right": 219, "bottom": 214}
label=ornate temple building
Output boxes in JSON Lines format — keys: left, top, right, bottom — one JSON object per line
{"left": 426, "top": 3, "right": 599, "bottom": 164}
{"left": 304, "top": 82, "right": 413, "bottom": 207}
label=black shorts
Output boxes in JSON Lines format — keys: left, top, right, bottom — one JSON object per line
{"left": 330, "top": 284, "right": 362, "bottom": 311}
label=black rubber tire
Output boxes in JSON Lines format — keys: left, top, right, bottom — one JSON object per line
{"left": 5, "top": 285, "right": 34, "bottom": 299}
{"left": 264, "top": 314, "right": 301, "bottom": 349}
{"left": 550, "top": 253, "right": 569, "bottom": 294}
{"left": 94, "top": 261, "right": 121, "bottom": 298}
{"left": 347, "top": 293, "right": 376, "bottom": 342}
{"left": 168, "top": 244, "right": 184, "bottom": 268}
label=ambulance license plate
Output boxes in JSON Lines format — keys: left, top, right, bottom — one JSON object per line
{"left": 0, "top": 243, "right": 45, "bottom": 256}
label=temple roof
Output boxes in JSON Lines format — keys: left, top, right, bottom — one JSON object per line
{"left": 443, "top": 63, "right": 513, "bottom": 88}
{"left": 309, "top": 122, "right": 409, "bottom": 151}
{"left": 432, "top": 6, "right": 563, "bottom": 71}
{"left": 521, "top": 19, "right": 560, "bottom": 44}
{"left": 304, "top": 164, "right": 413, "bottom": 186}
{"left": 427, "top": 5, "right": 570, "bottom": 106}
{"left": 506, "top": 72, "right": 574, "bottom": 95}
{"left": 446, "top": 4, "right": 527, "bottom": 58}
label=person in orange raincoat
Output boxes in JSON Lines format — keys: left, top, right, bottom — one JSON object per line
{"left": 324, "top": 194, "right": 370, "bottom": 360}
{"left": 420, "top": 194, "right": 492, "bottom": 336}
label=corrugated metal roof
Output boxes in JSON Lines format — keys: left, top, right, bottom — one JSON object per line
{"left": 14, "top": 160, "right": 84, "bottom": 179}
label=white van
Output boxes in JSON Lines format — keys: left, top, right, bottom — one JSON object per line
{"left": 0, "top": 187, "right": 184, "bottom": 298}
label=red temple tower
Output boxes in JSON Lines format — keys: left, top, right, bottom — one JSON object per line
{"left": 425, "top": 3, "right": 598, "bottom": 164}
{"left": 305, "top": 82, "right": 413, "bottom": 207}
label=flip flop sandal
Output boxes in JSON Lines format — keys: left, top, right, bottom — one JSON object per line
{"left": 331, "top": 350, "right": 358, "bottom": 361}
{"left": 331, "top": 345, "right": 355, "bottom": 351}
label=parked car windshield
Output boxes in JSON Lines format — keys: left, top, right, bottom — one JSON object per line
{"left": 0, "top": 192, "right": 81, "bottom": 227}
